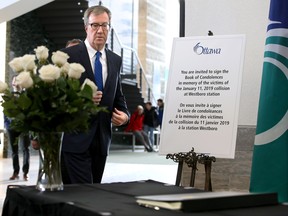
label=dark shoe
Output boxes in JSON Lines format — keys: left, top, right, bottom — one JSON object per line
{"left": 23, "top": 174, "right": 29, "bottom": 181}
{"left": 9, "top": 173, "right": 19, "bottom": 180}
{"left": 146, "top": 147, "right": 153, "bottom": 152}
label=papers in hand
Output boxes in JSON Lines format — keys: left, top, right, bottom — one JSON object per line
{"left": 136, "top": 191, "right": 278, "bottom": 212}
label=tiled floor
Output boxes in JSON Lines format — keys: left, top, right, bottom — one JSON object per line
{"left": 0, "top": 148, "right": 177, "bottom": 214}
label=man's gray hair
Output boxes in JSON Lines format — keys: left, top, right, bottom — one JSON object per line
{"left": 83, "top": 5, "right": 112, "bottom": 26}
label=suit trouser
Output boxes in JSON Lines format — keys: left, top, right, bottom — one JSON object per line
{"left": 61, "top": 135, "right": 107, "bottom": 184}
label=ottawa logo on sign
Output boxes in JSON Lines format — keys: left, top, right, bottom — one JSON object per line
{"left": 193, "top": 42, "right": 221, "bottom": 55}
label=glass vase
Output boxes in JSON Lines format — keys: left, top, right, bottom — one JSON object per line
{"left": 36, "top": 132, "right": 64, "bottom": 191}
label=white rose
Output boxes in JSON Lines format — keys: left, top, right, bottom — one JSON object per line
{"left": 9, "top": 57, "right": 24, "bottom": 73}
{"left": 60, "top": 62, "right": 70, "bottom": 77}
{"left": 0, "top": 80, "right": 8, "bottom": 93}
{"left": 51, "top": 51, "right": 69, "bottom": 67}
{"left": 22, "top": 54, "right": 36, "bottom": 72}
{"left": 81, "top": 78, "right": 98, "bottom": 96}
{"left": 15, "top": 72, "right": 34, "bottom": 89}
{"left": 39, "top": 64, "right": 61, "bottom": 82}
{"left": 34, "top": 46, "right": 49, "bottom": 61}
{"left": 68, "top": 63, "right": 85, "bottom": 79}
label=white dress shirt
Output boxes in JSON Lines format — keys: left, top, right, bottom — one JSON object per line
{"left": 84, "top": 39, "right": 108, "bottom": 88}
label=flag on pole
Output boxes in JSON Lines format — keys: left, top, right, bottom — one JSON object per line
{"left": 250, "top": 0, "right": 288, "bottom": 203}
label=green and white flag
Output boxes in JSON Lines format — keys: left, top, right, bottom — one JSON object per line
{"left": 250, "top": 0, "right": 288, "bottom": 203}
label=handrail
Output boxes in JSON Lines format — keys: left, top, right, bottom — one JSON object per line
{"left": 107, "top": 27, "right": 157, "bottom": 104}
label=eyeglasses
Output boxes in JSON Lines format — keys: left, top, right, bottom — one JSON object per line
{"left": 88, "top": 23, "right": 110, "bottom": 31}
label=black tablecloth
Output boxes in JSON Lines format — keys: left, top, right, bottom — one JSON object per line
{"left": 2, "top": 180, "right": 288, "bottom": 216}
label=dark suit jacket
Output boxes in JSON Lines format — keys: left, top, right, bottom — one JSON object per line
{"left": 61, "top": 42, "right": 129, "bottom": 156}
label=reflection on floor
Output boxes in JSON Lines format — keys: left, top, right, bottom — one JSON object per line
{"left": 0, "top": 148, "right": 177, "bottom": 213}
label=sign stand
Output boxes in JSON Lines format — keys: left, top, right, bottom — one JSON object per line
{"left": 198, "top": 153, "right": 216, "bottom": 191}
{"left": 166, "top": 148, "right": 216, "bottom": 191}
{"left": 166, "top": 152, "right": 187, "bottom": 186}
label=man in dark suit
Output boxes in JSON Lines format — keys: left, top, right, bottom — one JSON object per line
{"left": 61, "top": 5, "right": 130, "bottom": 184}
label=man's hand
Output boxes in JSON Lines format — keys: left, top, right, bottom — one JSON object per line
{"left": 92, "top": 91, "right": 103, "bottom": 105}
{"left": 112, "top": 108, "right": 128, "bottom": 126}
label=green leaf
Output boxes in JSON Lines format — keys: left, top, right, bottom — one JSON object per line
{"left": 17, "top": 93, "right": 32, "bottom": 110}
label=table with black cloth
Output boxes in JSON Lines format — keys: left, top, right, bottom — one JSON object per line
{"left": 2, "top": 180, "right": 288, "bottom": 216}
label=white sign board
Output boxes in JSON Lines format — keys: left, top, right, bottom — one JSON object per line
{"left": 159, "top": 35, "right": 246, "bottom": 159}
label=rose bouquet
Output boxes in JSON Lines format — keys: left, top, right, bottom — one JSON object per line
{"left": 0, "top": 45, "right": 104, "bottom": 133}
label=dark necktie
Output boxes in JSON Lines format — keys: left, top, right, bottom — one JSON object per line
{"left": 94, "top": 51, "right": 103, "bottom": 91}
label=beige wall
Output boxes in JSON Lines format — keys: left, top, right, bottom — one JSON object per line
{"left": 137, "top": 0, "right": 167, "bottom": 103}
